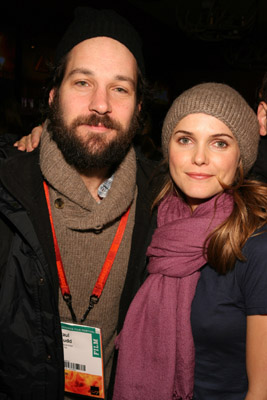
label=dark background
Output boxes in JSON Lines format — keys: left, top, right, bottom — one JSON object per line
{"left": 1, "top": 0, "right": 267, "bottom": 143}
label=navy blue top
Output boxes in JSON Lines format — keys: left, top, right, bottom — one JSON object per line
{"left": 191, "top": 228, "right": 267, "bottom": 399}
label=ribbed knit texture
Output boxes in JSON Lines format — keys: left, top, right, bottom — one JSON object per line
{"left": 40, "top": 125, "right": 137, "bottom": 394}
{"left": 162, "top": 83, "right": 260, "bottom": 175}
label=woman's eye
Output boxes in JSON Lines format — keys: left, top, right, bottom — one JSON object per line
{"left": 178, "top": 137, "right": 191, "bottom": 145}
{"left": 214, "top": 141, "right": 227, "bottom": 148}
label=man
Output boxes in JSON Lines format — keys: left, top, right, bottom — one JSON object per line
{"left": 0, "top": 7, "right": 159, "bottom": 400}
{"left": 250, "top": 71, "right": 267, "bottom": 182}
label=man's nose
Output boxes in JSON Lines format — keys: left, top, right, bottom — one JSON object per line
{"left": 88, "top": 87, "right": 111, "bottom": 115}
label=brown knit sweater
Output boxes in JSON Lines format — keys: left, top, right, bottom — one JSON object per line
{"left": 40, "top": 126, "right": 137, "bottom": 396}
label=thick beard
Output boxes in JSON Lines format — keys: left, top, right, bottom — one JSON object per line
{"left": 47, "top": 90, "right": 140, "bottom": 172}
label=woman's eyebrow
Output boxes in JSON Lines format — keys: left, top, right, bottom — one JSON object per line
{"left": 173, "top": 130, "right": 235, "bottom": 139}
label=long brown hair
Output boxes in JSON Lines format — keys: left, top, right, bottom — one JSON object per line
{"left": 153, "top": 160, "right": 267, "bottom": 274}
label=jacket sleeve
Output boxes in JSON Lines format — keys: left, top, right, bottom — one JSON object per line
{"left": 0, "top": 134, "right": 21, "bottom": 159}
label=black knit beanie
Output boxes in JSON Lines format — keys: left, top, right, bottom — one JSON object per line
{"left": 55, "top": 7, "right": 145, "bottom": 75}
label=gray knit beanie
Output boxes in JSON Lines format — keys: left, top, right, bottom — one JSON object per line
{"left": 162, "top": 82, "right": 260, "bottom": 175}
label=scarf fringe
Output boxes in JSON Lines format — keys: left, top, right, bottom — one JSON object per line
{"left": 173, "top": 391, "right": 193, "bottom": 400}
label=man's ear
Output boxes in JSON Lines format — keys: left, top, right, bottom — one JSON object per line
{"left": 257, "top": 101, "right": 267, "bottom": 136}
{"left": 48, "top": 88, "right": 55, "bottom": 106}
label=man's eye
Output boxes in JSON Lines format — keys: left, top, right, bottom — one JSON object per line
{"left": 76, "top": 81, "right": 88, "bottom": 86}
{"left": 115, "top": 87, "right": 128, "bottom": 93}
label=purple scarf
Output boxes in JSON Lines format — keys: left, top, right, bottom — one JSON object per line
{"left": 113, "top": 192, "right": 233, "bottom": 400}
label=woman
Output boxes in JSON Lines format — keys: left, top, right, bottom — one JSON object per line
{"left": 113, "top": 82, "right": 267, "bottom": 400}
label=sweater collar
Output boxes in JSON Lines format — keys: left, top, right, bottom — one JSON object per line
{"left": 39, "top": 123, "right": 137, "bottom": 227}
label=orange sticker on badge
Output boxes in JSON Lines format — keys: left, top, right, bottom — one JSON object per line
{"left": 65, "top": 369, "right": 104, "bottom": 398}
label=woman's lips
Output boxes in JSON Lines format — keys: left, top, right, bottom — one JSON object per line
{"left": 186, "top": 172, "right": 213, "bottom": 180}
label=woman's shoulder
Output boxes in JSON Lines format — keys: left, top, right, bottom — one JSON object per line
{"left": 233, "top": 225, "right": 267, "bottom": 314}
{"left": 235, "top": 225, "right": 267, "bottom": 282}
{"left": 242, "top": 225, "right": 267, "bottom": 255}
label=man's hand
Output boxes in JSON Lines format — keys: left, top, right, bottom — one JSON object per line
{"left": 14, "top": 125, "right": 43, "bottom": 152}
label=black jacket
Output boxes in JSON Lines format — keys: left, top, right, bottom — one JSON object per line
{"left": 249, "top": 136, "right": 267, "bottom": 183}
{"left": 0, "top": 146, "right": 159, "bottom": 400}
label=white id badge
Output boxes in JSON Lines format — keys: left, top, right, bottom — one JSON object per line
{"left": 61, "top": 322, "right": 104, "bottom": 398}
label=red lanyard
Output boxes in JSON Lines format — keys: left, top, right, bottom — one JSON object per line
{"left": 43, "top": 181, "right": 130, "bottom": 323}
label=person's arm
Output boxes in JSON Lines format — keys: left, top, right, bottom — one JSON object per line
{"left": 245, "top": 314, "right": 267, "bottom": 399}
{"left": 13, "top": 125, "right": 43, "bottom": 152}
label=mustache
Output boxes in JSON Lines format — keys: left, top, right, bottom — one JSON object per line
{"left": 70, "top": 114, "right": 123, "bottom": 131}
